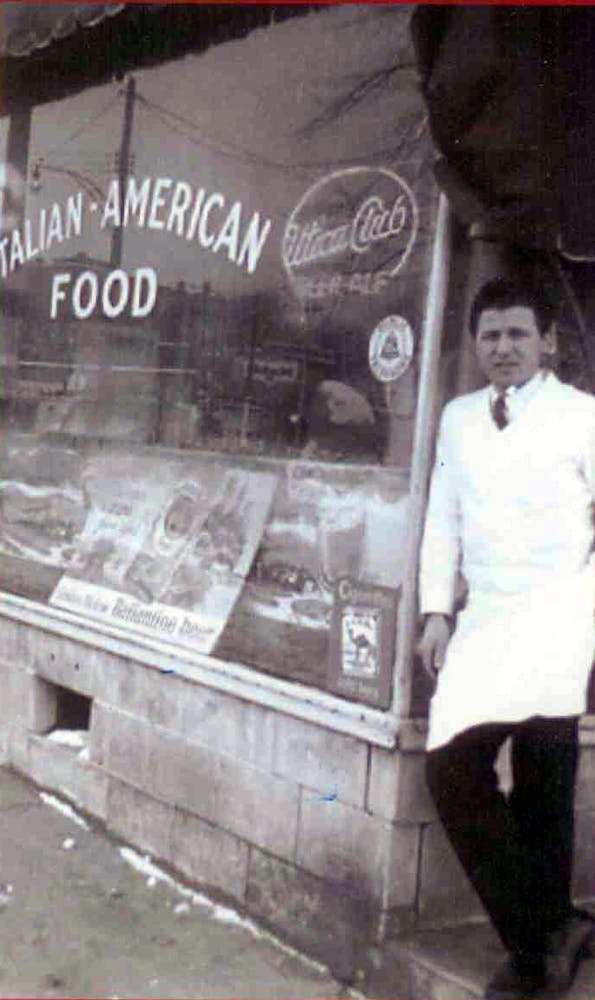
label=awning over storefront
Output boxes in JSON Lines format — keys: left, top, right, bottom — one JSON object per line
{"left": 0, "top": 4, "right": 124, "bottom": 58}
{"left": 0, "top": 3, "right": 312, "bottom": 114}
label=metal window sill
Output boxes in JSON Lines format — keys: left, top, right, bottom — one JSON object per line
{"left": 0, "top": 590, "right": 401, "bottom": 749}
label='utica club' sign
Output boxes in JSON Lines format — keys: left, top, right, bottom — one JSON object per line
{"left": 283, "top": 167, "right": 419, "bottom": 301}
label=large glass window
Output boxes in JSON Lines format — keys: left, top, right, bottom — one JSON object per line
{"left": 0, "top": 5, "right": 440, "bottom": 705}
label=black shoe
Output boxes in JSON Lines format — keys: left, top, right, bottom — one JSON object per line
{"left": 543, "top": 909, "right": 595, "bottom": 995}
{"left": 484, "top": 955, "right": 547, "bottom": 999}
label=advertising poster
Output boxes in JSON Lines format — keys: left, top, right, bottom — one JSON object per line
{"left": 217, "top": 461, "right": 409, "bottom": 696}
{"left": 0, "top": 436, "right": 278, "bottom": 653}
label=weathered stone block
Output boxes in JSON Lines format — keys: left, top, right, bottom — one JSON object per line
{"left": 145, "top": 723, "right": 187, "bottom": 803}
{"left": 170, "top": 808, "right": 249, "bottom": 902}
{"left": 97, "top": 656, "right": 185, "bottom": 734}
{"left": 0, "top": 621, "right": 28, "bottom": 665}
{"left": 103, "top": 706, "right": 149, "bottom": 789}
{"left": 399, "top": 720, "right": 429, "bottom": 753}
{"left": 0, "top": 665, "right": 21, "bottom": 726}
{"left": 106, "top": 776, "right": 175, "bottom": 861}
{"left": 27, "top": 734, "right": 108, "bottom": 820}
{"left": 246, "top": 846, "right": 377, "bottom": 982}
{"left": 173, "top": 733, "right": 300, "bottom": 859}
{"left": 99, "top": 657, "right": 275, "bottom": 771}
{"left": 101, "top": 707, "right": 300, "bottom": 859}
{"left": 25, "top": 674, "right": 58, "bottom": 733}
{"left": 8, "top": 725, "right": 30, "bottom": 773}
{"left": 69, "top": 763, "right": 108, "bottom": 820}
{"left": 181, "top": 688, "right": 276, "bottom": 772}
{"left": 27, "top": 731, "right": 78, "bottom": 788}
{"left": 273, "top": 713, "right": 368, "bottom": 808}
{"left": 417, "top": 822, "right": 486, "bottom": 928}
{"left": 29, "top": 631, "right": 96, "bottom": 697}
{"left": 0, "top": 655, "right": 21, "bottom": 676}
{"left": 368, "top": 747, "right": 436, "bottom": 823}
{"left": 296, "top": 794, "right": 395, "bottom": 903}
{"left": 386, "top": 822, "right": 422, "bottom": 908}
{"left": 367, "top": 746, "right": 399, "bottom": 820}
{"left": 89, "top": 700, "right": 110, "bottom": 766}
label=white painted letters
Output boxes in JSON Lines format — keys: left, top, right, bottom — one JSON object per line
{"left": 50, "top": 267, "right": 158, "bottom": 319}
{"left": 102, "top": 269, "right": 129, "bottom": 318}
{"left": 131, "top": 267, "right": 157, "bottom": 317}
{"left": 72, "top": 271, "right": 98, "bottom": 318}
{"left": 50, "top": 273, "right": 72, "bottom": 319}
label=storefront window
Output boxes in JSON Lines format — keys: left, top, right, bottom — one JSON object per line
{"left": 0, "top": 6, "right": 440, "bottom": 706}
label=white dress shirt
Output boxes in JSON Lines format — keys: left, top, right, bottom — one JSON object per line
{"left": 420, "top": 371, "right": 595, "bottom": 749}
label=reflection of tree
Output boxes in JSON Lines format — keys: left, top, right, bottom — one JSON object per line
{"left": 298, "top": 6, "right": 416, "bottom": 139}
{"left": 302, "top": 67, "right": 417, "bottom": 139}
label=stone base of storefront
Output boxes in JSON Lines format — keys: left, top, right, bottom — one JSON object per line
{"left": 1, "top": 614, "right": 594, "bottom": 985}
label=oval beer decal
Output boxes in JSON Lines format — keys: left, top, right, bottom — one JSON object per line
{"left": 283, "top": 167, "right": 419, "bottom": 301}
{"left": 369, "top": 315, "right": 414, "bottom": 383}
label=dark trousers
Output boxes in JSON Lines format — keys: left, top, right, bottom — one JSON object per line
{"left": 426, "top": 715, "right": 579, "bottom": 958}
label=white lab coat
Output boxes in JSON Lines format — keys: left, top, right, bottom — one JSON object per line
{"left": 420, "top": 372, "right": 595, "bottom": 750}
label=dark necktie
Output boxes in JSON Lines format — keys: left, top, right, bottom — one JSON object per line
{"left": 491, "top": 391, "right": 508, "bottom": 430}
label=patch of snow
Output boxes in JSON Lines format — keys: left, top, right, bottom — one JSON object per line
{"left": 39, "top": 791, "right": 89, "bottom": 829}
{"left": 47, "top": 729, "right": 89, "bottom": 749}
{"left": 0, "top": 884, "right": 13, "bottom": 907}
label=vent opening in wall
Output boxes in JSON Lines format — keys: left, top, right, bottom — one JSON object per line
{"left": 40, "top": 682, "right": 93, "bottom": 758}
{"left": 53, "top": 685, "right": 92, "bottom": 731}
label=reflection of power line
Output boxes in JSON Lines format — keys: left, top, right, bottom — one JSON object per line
{"left": 37, "top": 95, "right": 121, "bottom": 161}
{"left": 134, "top": 93, "right": 270, "bottom": 169}
{"left": 134, "top": 90, "right": 423, "bottom": 173}
{"left": 30, "top": 158, "right": 105, "bottom": 201}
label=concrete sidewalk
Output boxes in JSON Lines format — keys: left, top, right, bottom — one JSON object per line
{"left": 3, "top": 764, "right": 593, "bottom": 1000}
{"left": 0, "top": 767, "right": 348, "bottom": 999}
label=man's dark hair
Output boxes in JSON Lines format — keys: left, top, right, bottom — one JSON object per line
{"left": 469, "top": 275, "right": 558, "bottom": 337}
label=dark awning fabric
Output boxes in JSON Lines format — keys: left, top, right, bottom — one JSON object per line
{"left": 0, "top": 4, "right": 312, "bottom": 116}
{"left": 0, "top": 4, "right": 124, "bottom": 58}
{"left": 411, "top": 6, "right": 595, "bottom": 260}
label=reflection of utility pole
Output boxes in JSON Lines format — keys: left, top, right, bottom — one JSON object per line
{"left": 110, "top": 75, "right": 136, "bottom": 267}
{"left": 6, "top": 107, "right": 31, "bottom": 231}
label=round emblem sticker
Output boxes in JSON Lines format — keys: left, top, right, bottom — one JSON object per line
{"left": 369, "top": 316, "right": 414, "bottom": 383}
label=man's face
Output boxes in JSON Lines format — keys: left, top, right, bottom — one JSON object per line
{"left": 474, "top": 305, "right": 555, "bottom": 390}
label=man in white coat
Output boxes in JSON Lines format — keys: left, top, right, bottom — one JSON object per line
{"left": 418, "top": 275, "right": 595, "bottom": 999}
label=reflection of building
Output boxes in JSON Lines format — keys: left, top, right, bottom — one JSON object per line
{"left": 1, "top": 5, "right": 594, "bottom": 991}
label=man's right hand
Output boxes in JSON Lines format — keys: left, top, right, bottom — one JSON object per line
{"left": 417, "top": 613, "right": 452, "bottom": 680}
